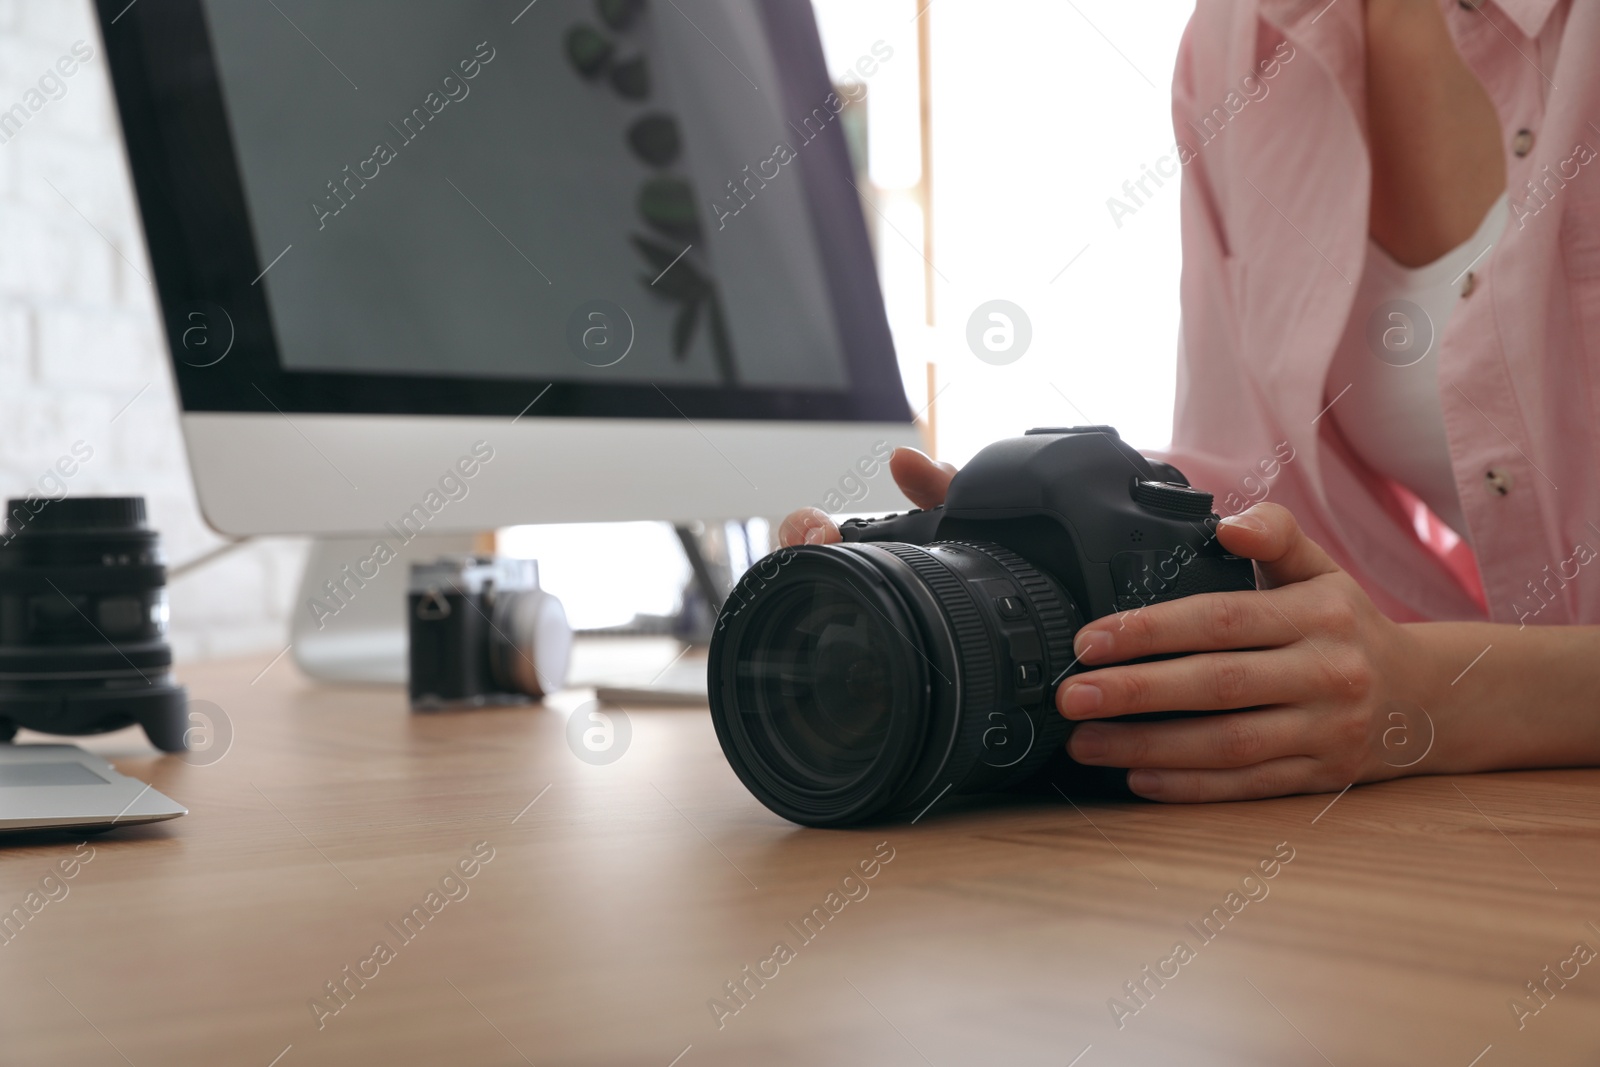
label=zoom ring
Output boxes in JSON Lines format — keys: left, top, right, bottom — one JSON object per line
{"left": 951, "top": 541, "right": 1081, "bottom": 672}
{"left": 869, "top": 542, "right": 998, "bottom": 804}
{"left": 941, "top": 540, "right": 1082, "bottom": 785}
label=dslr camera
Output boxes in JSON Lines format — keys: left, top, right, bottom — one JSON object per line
{"left": 708, "top": 426, "right": 1256, "bottom": 826}
{"left": 408, "top": 556, "right": 572, "bottom": 709}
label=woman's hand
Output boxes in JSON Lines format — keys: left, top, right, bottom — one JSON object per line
{"left": 776, "top": 448, "right": 957, "bottom": 547}
{"left": 1058, "top": 502, "right": 1434, "bottom": 802}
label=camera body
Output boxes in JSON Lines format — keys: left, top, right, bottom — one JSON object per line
{"left": 407, "top": 556, "right": 572, "bottom": 710}
{"left": 709, "top": 426, "right": 1257, "bottom": 826}
{"left": 836, "top": 425, "right": 1254, "bottom": 626}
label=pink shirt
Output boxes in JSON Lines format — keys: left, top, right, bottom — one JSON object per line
{"left": 1159, "top": 0, "right": 1597, "bottom": 626}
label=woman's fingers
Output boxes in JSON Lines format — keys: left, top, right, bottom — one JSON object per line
{"left": 1059, "top": 647, "right": 1337, "bottom": 720}
{"left": 888, "top": 447, "right": 957, "bottom": 510}
{"left": 1071, "top": 582, "right": 1337, "bottom": 665}
{"left": 1125, "top": 757, "right": 1338, "bottom": 804}
{"left": 1054, "top": 504, "right": 1393, "bottom": 804}
{"left": 1215, "top": 501, "right": 1341, "bottom": 589}
{"left": 778, "top": 448, "right": 954, "bottom": 547}
{"left": 1067, "top": 706, "right": 1320, "bottom": 769}
{"left": 776, "top": 507, "right": 840, "bottom": 547}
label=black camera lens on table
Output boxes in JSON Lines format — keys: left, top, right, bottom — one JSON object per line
{"left": 0, "top": 496, "right": 189, "bottom": 751}
{"left": 709, "top": 426, "right": 1258, "bottom": 827}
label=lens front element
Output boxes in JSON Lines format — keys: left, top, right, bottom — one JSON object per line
{"left": 712, "top": 549, "right": 935, "bottom": 826}
{"left": 742, "top": 582, "right": 898, "bottom": 786}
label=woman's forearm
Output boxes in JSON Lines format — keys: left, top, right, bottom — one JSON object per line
{"left": 1409, "top": 621, "right": 1600, "bottom": 774}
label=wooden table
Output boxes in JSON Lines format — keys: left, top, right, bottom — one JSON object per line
{"left": 2, "top": 643, "right": 1598, "bottom": 1066}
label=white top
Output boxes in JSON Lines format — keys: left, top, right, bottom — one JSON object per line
{"left": 1326, "top": 194, "right": 1508, "bottom": 539}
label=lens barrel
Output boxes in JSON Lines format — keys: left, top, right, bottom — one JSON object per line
{"left": 489, "top": 587, "right": 572, "bottom": 699}
{"left": 0, "top": 497, "right": 188, "bottom": 749}
{"left": 709, "top": 541, "right": 1081, "bottom": 827}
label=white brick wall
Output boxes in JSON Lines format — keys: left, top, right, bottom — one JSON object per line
{"left": 0, "top": 0, "right": 306, "bottom": 663}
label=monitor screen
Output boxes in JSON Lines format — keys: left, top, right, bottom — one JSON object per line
{"left": 99, "top": 0, "right": 909, "bottom": 423}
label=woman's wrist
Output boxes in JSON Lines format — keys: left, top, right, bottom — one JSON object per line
{"left": 1402, "top": 621, "right": 1600, "bottom": 775}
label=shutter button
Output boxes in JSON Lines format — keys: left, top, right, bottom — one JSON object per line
{"left": 1484, "top": 467, "right": 1513, "bottom": 496}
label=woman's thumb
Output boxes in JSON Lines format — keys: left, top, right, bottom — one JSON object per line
{"left": 889, "top": 447, "right": 957, "bottom": 510}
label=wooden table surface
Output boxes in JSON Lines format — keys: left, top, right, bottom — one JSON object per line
{"left": 2, "top": 642, "right": 1598, "bottom": 1066}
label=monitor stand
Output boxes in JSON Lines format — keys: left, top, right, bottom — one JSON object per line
{"left": 289, "top": 533, "right": 478, "bottom": 684}
{"left": 578, "top": 521, "right": 761, "bottom": 706}
{"left": 576, "top": 521, "right": 756, "bottom": 644}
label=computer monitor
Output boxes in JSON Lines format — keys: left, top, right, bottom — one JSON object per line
{"left": 95, "top": 0, "right": 918, "bottom": 541}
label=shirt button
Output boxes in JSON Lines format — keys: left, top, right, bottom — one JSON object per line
{"left": 1512, "top": 129, "right": 1535, "bottom": 157}
{"left": 1484, "top": 467, "right": 1513, "bottom": 496}
{"left": 1461, "top": 271, "right": 1477, "bottom": 297}
{"left": 1458, "top": 0, "right": 1485, "bottom": 8}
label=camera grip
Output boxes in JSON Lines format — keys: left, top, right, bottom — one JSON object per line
{"left": 838, "top": 506, "right": 944, "bottom": 544}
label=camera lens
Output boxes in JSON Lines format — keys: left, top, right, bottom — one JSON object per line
{"left": 488, "top": 587, "right": 572, "bottom": 699}
{"left": 710, "top": 541, "right": 1081, "bottom": 827}
{"left": 0, "top": 497, "right": 188, "bottom": 750}
{"left": 742, "top": 582, "right": 902, "bottom": 784}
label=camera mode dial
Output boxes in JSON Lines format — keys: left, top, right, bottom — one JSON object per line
{"left": 1130, "top": 479, "right": 1214, "bottom": 518}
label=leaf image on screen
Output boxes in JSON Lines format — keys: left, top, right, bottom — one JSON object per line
{"left": 565, "top": 0, "right": 737, "bottom": 384}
